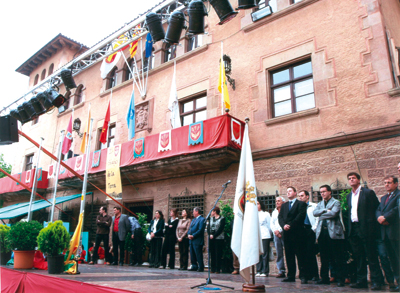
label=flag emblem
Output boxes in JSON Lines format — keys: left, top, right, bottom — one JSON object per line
{"left": 231, "top": 118, "right": 242, "bottom": 145}
{"left": 92, "top": 150, "right": 101, "bottom": 168}
{"left": 160, "top": 133, "right": 169, "bottom": 148}
{"left": 134, "top": 138, "right": 145, "bottom": 158}
{"left": 188, "top": 121, "right": 204, "bottom": 145}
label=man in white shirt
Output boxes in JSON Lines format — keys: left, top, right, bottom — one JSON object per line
{"left": 346, "top": 172, "right": 384, "bottom": 290}
{"left": 271, "top": 197, "right": 286, "bottom": 278}
{"left": 298, "top": 190, "right": 319, "bottom": 283}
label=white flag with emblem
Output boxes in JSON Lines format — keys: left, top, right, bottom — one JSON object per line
{"left": 231, "top": 121, "right": 263, "bottom": 283}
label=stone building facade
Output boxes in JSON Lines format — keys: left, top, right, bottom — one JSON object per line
{"left": 1, "top": 0, "right": 399, "bottom": 263}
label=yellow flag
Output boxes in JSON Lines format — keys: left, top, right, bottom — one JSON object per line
{"left": 218, "top": 60, "right": 231, "bottom": 110}
{"left": 64, "top": 212, "right": 83, "bottom": 274}
{"left": 80, "top": 107, "right": 91, "bottom": 154}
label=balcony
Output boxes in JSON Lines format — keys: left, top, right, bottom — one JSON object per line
{"left": 57, "top": 114, "right": 244, "bottom": 189}
{"left": 0, "top": 169, "right": 49, "bottom": 202}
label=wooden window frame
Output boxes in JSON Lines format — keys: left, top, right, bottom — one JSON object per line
{"left": 107, "top": 68, "right": 118, "bottom": 90}
{"left": 25, "top": 154, "right": 34, "bottom": 171}
{"left": 97, "top": 123, "right": 116, "bottom": 150}
{"left": 270, "top": 59, "right": 314, "bottom": 118}
{"left": 179, "top": 93, "right": 207, "bottom": 126}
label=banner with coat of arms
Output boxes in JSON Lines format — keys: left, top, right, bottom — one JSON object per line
{"left": 16, "top": 173, "right": 21, "bottom": 185}
{"left": 48, "top": 163, "right": 56, "bottom": 179}
{"left": 106, "top": 144, "right": 122, "bottom": 200}
{"left": 37, "top": 168, "right": 42, "bottom": 181}
{"left": 59, "top": 160, "right": 67, "bottom": 175}
{"left": 188, "top": 121, "right": 203, "bottom": 146}
{"left": 92, "top": 150, "right": 101, "bottom": 168}
{"left": 25, "top": 170, "right": 32, "bottom": 183}
{"left": 74, "top": 155, "right": 84, "bottom": 171}
{"left": 134, "top": 138, "right": 145, "bottom": 158}
{"left": 158, "top": 130, "right": 171, "bottom": 152}
{"left": 231, "top": 118, "right": 242, "bottom": 145}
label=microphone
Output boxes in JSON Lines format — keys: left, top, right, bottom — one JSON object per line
{"left": 222, "top": 180, "right": 231, "bottom": 187}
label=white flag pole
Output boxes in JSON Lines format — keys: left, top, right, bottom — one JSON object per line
{"left": 221, "top": 41, "right": 224, "bottom": 115}
{"left": 50, "top": 130, "right": 65, "bottom": 222}
{"left": 121, "top": 52, "right": 143, "bottom": 95}
{"left": 27, "top": 137, "right": 44, "bottom": 221}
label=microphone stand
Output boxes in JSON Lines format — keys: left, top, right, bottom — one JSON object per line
{"left": 191, "top": 181, "right": 234, "bottom": 290}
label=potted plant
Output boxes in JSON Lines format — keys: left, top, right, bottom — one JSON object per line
{"left": 6, "top": 220, "right": 43, "bottom": 269}
{"left": 37, "top": 220, "right": 70, "bottom": 274}
{"left": 0, "top": 224, "right": 11, "bottom": 265}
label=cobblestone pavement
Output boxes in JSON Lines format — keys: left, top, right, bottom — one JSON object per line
{"left": 11, "top": 264, "right": 389, "bottom": 293}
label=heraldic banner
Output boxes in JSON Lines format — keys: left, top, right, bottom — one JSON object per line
{"left": 106, "top": 144, "right": 122, "bottom": 200}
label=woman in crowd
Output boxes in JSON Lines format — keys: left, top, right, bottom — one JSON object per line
{"left": 161, "top": 208, "right": 179, "bottom": 269}
{"left": 208, "top": 206, "right": 226, "bottom": 274}
{"left": 176, "top": 208, "right": 192, "bottom": 270}
{"left": 148, "top": 210, "right": 164, "bottom": 268}
{"left": 256, "top": 200, "right": 272, "bottom": 277}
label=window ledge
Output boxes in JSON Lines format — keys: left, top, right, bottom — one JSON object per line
{"left": 388, "top": 87, "right": 400, "bottom": 97}
{"left": 265, "top": 107, "right": 319, "bottom": 126}
{"left": 243, "top": 0, "right": 320, "bottom": 33}
{"left": 57, "top": 101, "right": 85, "bottom": 117}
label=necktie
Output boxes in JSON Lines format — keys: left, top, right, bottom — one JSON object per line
{"left": 385, "top": 193, "right": 392, "bottom": 205}
{"left": 289, "top": 201, "right": 293, "bottom": 210}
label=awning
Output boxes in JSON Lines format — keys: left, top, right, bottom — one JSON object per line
{"left": 0, "top": 193, "right": 91, "bottom": 220}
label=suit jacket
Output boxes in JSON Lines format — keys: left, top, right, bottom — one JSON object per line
{"left": 112, "top": 214, "right": 131, "bottom": 241}
{"left": 375, "top": 188, "right": 400, "bottom": 240}
{"left": 314, "top": 197, "right": 345, "bottom": 240}
{"left": 346, "top": 187, "right": 380, "bottom": 239}
{"left": 148, "top": 218, "right": 165, "bottom": 237}
{"left": 278, "top": 199, "right": 307, "bottom": 240}
{"left": 188, "top": 215, "right": 205, "bottom": 246}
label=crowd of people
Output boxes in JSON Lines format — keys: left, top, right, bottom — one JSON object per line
{"left": 86, "top": 168, "right": 399, "bottom": 292}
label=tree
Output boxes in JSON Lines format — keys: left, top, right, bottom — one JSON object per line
{"left": 0, "top": 154, "right": 12, "bottom": 178}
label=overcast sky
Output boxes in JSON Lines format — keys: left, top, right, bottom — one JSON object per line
{"left": 0, "top": 0, "right": 163, "bottom": 165}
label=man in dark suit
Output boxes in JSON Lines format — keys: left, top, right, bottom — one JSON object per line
{"left": 188, "top": 207, "right": 205, "bottom": 272}
{"left": 278, "top": 186, "right": 307, "bottom": 283}
{"left": 346, "top": 172, "right": 384, "bottom": 290}
{"left": 111, "top": 207, "right": 131, "bottom": 265}
{"left": 376, "top": 175, "right": 399, "bottom": 292}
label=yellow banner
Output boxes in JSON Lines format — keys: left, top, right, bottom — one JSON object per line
{"left": 106, "top": 144, "right": 122, "bottom": 200}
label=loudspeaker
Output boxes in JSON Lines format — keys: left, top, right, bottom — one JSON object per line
{"left": 0, "top": 115, "right": 19, "bottom": 145}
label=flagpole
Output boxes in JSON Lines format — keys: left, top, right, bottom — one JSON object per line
{"left": 141, "top": 38, "right": 145, "bottom": 93}
{"left": 105, "top": 91, "right": 112, "bottom": 147}
{"left": 50, "top": 130, "right": 65, "bottom": 222}
{"left": 221, "top": 41, "right": 224, "bottom": 116}
{"left": 121, "top": 52, "right": 143, "bottom": 95}
{"left": 79, "top": 118, "right": 94, "bottom": 254}
{"left": 27, "top": 137, "right": 44, "bottom": 222}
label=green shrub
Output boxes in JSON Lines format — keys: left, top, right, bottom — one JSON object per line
{"left": 219, "top": 199, "right": 234, "bottom": 273}
{"left": 6, "top": 221, "right": 43, "bottom": 251}
{"left": 0, "top": 224, "right": 11, "bottom": 253}
{"left": 37, "top": 221, "right": 70, "bottom": 256}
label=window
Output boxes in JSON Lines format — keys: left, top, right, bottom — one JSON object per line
{"left": 256, "top": 0, "right": 277, "bottom": 12}
{"left": 180, "top": 94, "right": 207, "bottom": 126}
{"left": 97, "top": 123, "right": 116, "bottom": 150}
{"left": 163, "top": 43, "right": 176, "bottom": 63}
{"left": 41, "top": 69, "right": 46, "bottom": 81}
{"left": 124, "top": 59, "right": 136, "bottom": 82}
{"left": 187, "top": 35, "right": 203, "bottom": 52}
{"left": 169, "top": 193, "right": 206, "bottom": 217}
{"left": 270, "top": 60, "right": 315, "bottom": 117}
{"left": 291, "top": 0, "right": 302, "bottom": 3}
{"left": 31, "top": 117, "right": 39, "bottom": 125}
{"left": 258, "top": 195, "right": 277, "bottom": 214}
{"left": 25, "top": 154, "right": 34, "bottom": 171}
{"left": 107, "top": 68, "right": 118, "bottom": 89}
{"left": 33, "top": 74, "right": 39, "bottom": 86}
{"left": 48, "top": 63, "right": 54, "bottom": 76}
{"left": 74, "top": 85, "right": 83, "bottom": 106}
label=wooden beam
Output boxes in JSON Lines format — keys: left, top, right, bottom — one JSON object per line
{"left": 52, "top": 41, "right": 62, "bottom": 49}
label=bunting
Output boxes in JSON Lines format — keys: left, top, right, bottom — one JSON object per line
{"left": 231, "top": 118, "right": 242, "bottom": 145}
{"left": 74, "top": 155, "right": 84, "bottom": 171}
{"left": 92, "top": 150, "right": 101, "bottom": 168}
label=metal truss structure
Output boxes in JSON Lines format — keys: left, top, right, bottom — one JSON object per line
{"left": 0, "top": 0, "right": 186, "bottom": 116}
